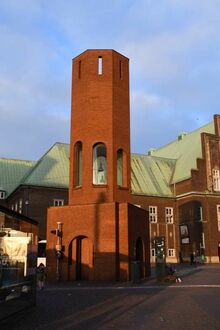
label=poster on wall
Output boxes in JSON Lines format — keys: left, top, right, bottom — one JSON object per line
{"left": 180, "top": 224, "right": 190, "bottom": 244}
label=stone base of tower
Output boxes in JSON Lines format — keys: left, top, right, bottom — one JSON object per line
{"left": 46, "top": 203, "right": 150, "bottom": 282}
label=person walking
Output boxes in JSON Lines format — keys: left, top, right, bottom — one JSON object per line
{"left": 190, "top": 252, "right": 195, "bottom": 265}
{"left": 37, "top": 263, "right": 47, "bottom": 290}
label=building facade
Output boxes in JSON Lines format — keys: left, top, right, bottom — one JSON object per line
{"left": 130, "top": 116, "right": 220, "bottom": 263}
{"left": 0, "top": 144, "right": 69, "bottom": 241}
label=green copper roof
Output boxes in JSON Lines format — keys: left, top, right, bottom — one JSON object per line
{"left": 149, "top": 122, "right": 214, "bottom": 183}
{"left": 1, "top": 120, "right": 215, "bottom": 198}
{"left": 0, "top": 158, "right": 35, "bottom": 197}
{"left": 21, "top": 143, "right": 69, "bottom": 188}
{"left": 131, "top": 154, "right": 175, "bottom": 196}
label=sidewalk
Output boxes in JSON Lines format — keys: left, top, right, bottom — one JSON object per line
{"left": 44, "top": 263, "right": 207, "bottom": 290}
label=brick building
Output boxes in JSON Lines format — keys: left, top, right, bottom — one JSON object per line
{"left": 133, "top": 115, "right": 220, "bottom": 264}
{"left": 0, "top": 144, "right": 69, "bottom": 240}
{"left": 1, "top": 49, "right": 220, "bottom": 275}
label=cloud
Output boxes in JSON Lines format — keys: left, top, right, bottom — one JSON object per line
{"left": 0, "top": 0, "right": 220, "bottom": 160}
{"left": 130, "top": 89, "right": 204, "bottom": 154}
{"left": 131, "top": 91, "right": 165, "bottom": 111}
{"left": 0, "top": 102, "right": 70, "bottom": 160}
{"left": 0, "top": 2, "right": 72, "bottom": 160}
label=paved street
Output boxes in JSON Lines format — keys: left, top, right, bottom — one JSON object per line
{"left": 1, "top": 264, "right": 220, "bottom": 330}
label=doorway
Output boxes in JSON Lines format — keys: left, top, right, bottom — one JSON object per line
{"left": 68, "top": 236, "right": 91, "bottom": 280}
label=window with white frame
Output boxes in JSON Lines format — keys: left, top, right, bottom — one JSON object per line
{"left": 201, "top": 232, "right": 205, "bottom": 248}
{"left": 165, "top": 207, "right": 173, "bottom": 223}
{"left": 168, "top": 249, "right": 175, "bottom": 257}
{"left": 54, "top": 199, "right": 64, "bottom": 207}
{"left": 0, "top": 191, "right": 5, "bottom": 199}
{"left": 217, "top": 205, "right": 220, "bottom": 231}
{"left": 151, "top": 249, "right": 155, "bottom": 257}
{"left": 213, "top": 169, "right": 220, "bottom": 191}
{"left": 18, "top": 200, "right": 22, "bottom": 214}
{"left": 199, "top": 206, "right": 203, "bottom": 221}
{"left": 149, "top": 206, "right": 157, "bottom": 223}
{"left": 15, "top": 203, "right": 18, "bottom": 212}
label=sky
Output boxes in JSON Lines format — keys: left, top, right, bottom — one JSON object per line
{"left": 1, "top": 0, "right": 220, "bottom": 160}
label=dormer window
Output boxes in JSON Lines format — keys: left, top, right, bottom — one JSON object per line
{"left": 0, "top": 190, "right": 6, "bottom": 199}
{"left": 213, "top": 169, "right": 220, "bottom": 191}
{"left": 93, "top": 143, "right": 107, "bottom": 184}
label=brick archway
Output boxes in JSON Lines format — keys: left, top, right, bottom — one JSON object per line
{"left": 68, "top": 236, "right": 92, "bottom": 281}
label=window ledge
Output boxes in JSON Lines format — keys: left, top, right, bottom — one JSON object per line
{"left": 117, "top": 186, "right": 129, "bottom": 190}
{"left": 92, "top": 184, "right": 108, "bottom": 188}
{"left": 73, "top": 186, "right": 82, "bottom": 190}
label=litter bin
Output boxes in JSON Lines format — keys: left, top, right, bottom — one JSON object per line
{"left": 131, "top": 261, "right": 140, "bottom": 284}
{"left": 156, "top": 262, "right": 166, "bottom": 281}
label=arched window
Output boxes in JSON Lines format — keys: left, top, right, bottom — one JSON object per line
{"left": 93, "top": 143, "right": 107, "bottom": 184}
{"left": 74, "top": 141, "right": 82, "bottom": 187}
{"left": 117, "top": 149, "right": 123, "bottom": 186}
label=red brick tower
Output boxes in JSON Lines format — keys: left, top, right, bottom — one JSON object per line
{"left": 47, "top": 50, "right": 150, "bottom": 282}
{"left": 69, "top": 49, "right": 131, "bottom": 205}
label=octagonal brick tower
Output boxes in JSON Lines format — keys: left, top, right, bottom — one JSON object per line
{"left": 47, "top": 50, "right": 149, "bottom": 282}
{"left": 69, "top": 49, "right": 131, "bottom": 205}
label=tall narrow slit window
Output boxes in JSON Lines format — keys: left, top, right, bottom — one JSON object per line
{"left": 117, "top": 149, "right": 123, "bottom": 186}
{"left": 74, "top": 141, "right": 82, "bottom": 187}
{"left": 98, "top": 56, "right": 103, "bottom": 75}
{"left": 78, "top": 61, "right": 81, "bottom": 79}
{"left": 201, "top": 232, "right": 205, "bottom": 248}
{"left": 199, "top": 206, "right": 203, "bottom": 221}
{"left": 93, "top": 143, "right": 107, "bottom": 184}
{"left": 119, "top": 60, "right": 123, "bottom": 79}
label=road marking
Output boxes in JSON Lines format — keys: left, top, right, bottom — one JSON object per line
{"left": 44, "top": 284, "right": 220, "bottom": 291}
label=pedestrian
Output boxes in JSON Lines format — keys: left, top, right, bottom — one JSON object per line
{"left": 190, "top": 252, "right": 194, "bottom": 265}
{"left": 37, "top": 263, "right": 47, "bottom": 290}
{"left": 165, "top": 263, "right": 175, "bottom": 276}
{"left": 179, "top": 251, "right": 183, "bottom": 263}
{"left": 165, "top": 263, "right": 182, "bottom": 283}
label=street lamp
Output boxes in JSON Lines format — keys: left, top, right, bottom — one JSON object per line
{"left": 56, "top": 222, "right": 63, "bottom": 281}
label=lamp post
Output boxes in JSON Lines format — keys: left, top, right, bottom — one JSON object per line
{"left": 56, "top": 222, "right": 63, "bottom": 281}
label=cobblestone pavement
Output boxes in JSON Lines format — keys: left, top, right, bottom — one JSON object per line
{"left": 1, "top": 264, "right": 220, "bottom": 330}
